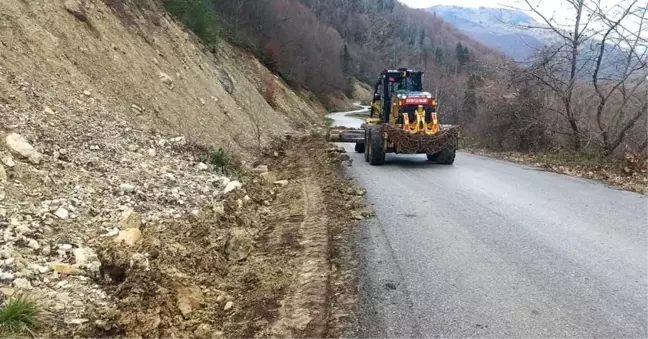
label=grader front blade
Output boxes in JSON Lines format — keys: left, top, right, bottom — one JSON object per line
{"left": 326, "top": 126, "right": 365, "bottom": 143}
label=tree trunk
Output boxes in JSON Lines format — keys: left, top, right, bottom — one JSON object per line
{"left": 568, "top": 118, "right": 581, "bottom": 151}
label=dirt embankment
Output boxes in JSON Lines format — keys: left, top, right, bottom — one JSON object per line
{"left": 0, "top": 0, "right": 326, "bottom": 157}
{"left": 1, "top": 90, "right": 362, "bottom": 337}
{"left": 0, "top": 0, "right": 363, "bottom": 337}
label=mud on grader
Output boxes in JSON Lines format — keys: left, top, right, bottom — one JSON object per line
{"left": 328, "top": 68, "right": 460, "bottom": 165}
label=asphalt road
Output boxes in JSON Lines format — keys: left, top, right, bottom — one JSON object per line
{"left": 329, "top": 109, "right": 648, "bottom": 338}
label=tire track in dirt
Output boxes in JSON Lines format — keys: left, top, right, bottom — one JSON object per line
{"left": 265, "top": 139, "right": 365, "bottom": 338}
{"left": 269, "top": 175, "right": 329, "bottom": 337}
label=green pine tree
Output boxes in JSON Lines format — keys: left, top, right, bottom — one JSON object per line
{"left": 341, "top": 44, "right": 352, "bottom": 74}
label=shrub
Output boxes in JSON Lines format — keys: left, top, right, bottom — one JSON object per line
{"left": 209, "top": 148, "right": 227, "bottom": 168}
{"left": 262, "top": 42, "right": 281, "bottom": 74}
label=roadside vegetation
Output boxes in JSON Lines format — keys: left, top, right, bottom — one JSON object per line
{"left": 460, "top": 0, "right": 646, "bottom": 189}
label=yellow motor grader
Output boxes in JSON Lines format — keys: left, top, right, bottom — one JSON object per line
{"left": 328, "top": 68, "right": 459, "bottom": 165}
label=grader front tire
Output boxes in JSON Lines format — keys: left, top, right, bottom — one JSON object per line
{"left": 426, "top": 153, "right": 438, "bottom": 161}
{"left": 435, "top": 147, "right": 456, "bottom": 165}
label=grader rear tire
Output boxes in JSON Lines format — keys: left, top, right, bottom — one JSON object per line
{"left": 368, "top": 126, "right": 385, "bottom": 165}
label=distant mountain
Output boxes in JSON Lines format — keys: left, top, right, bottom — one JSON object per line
{"left": 426, "top": 5, "right": 635, "bottom": 79}
{"left": 426, "top": 5, "right": 554, "bottom": 62}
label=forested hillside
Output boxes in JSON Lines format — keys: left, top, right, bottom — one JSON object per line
{"left": 165, "top": 0, "right": 646, "bottom": 178}
{"left": 166, "top": 0, "right": 504, "bottom": 110}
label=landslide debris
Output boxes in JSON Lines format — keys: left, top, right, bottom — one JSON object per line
{"left": 0, "top": 0, "right": 364, "bottom": 336}
{"left": 0, "top": 79, "right": 363, "bottom": 337}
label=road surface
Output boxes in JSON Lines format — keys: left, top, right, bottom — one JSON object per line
{"left": 327, "top": 105, "right": 369, "bottom": 129}
{"left": 328, "top": 108, "right": 648, "bottom": 338}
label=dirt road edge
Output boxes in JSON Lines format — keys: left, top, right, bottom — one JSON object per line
{"left": 261, "top": 137, "right": 363, "bottom": 338}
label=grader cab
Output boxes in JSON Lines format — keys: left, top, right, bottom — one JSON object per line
{"left": 328, "top": 68, "right": 459, "bottom": 165}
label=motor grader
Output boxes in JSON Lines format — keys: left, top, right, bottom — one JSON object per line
{"left": 328, "top": 68, "right": 459, "bottom": 165}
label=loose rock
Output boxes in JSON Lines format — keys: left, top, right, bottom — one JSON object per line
{"left": 43, "top": 106, "right": 55, "bottom": 114}
{"left": 114, "top": 228, "right": 142, "bottom": 246}
{"left": 119, "top": 183, "right": 136, "bottom": 193}
{"left": 130, "top": 104, "right": 144, "bottom": 113}
{"left": 49, "top": 263, "right": 83, "bottom": 275}
{"left": 119, "top": 210, "right": 141, "bottom": 229}
{"left": 59, "top": 244, "right": 73, "bottom": 252}
{"left": 1, "top": 156, "right": 15, "bottom": 168}
{"left": 13, "top": 277, "right": 32, "bottom": 289}
{"left": 0, "top": 270, "right": 15, "bottom": 280}
{"left": 223, "top": 180, "right": 242, "bottom": 194}
{"left": 54, "top": 207, "right": 69, "bottom": 220}
{"left": 177, "top": 286, "right": 204, "bottom": 316}
{"left": 159, "top": 72, "right": 174, "bottom": 89}
{"left": 15, "top": 224, "right": 33, "bottom": 235}
{"left": 194, "top": 323, "right": 212, "bottom": 338}
{"left": 0, "top": 287, "right": 15, "bottom": 298}
{"left": 274, "top": 180, "right": 289, "bottom": 187}
{"left": 0, "top": 164, "right": 6, "bottom": 182}
{"left": 129, "top": 253, "right": 150, "bottom": 270}
{"left": 26, "top": 238, "right": 40, "bottom": 250}
{"left": 225, "top": 228, "right": 253, "bottom": 261}
{"left": 5, "top": 133, "right": 42, "bottom": 164}
{"left": 66, "top": 318, "right": 89, "bottom": 325}
{"left": 213, "top": 201, "right": 225, "bottom": 215}
{"left": 260, "top": 171, "right": 277, "bottom": 184}
{"left": 73, "top": 247, "right": 100, "bottom": 274}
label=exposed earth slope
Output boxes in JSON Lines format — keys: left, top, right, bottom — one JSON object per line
{"left": 0, "top": 0, "right": 363, "bottom": 337}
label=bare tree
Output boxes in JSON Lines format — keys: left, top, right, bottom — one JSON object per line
{"left": 591, "top": 2, "right": 648, "bottom": 155}
{"left": 518, "top": 0, "right": 604, "bottom": 151}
